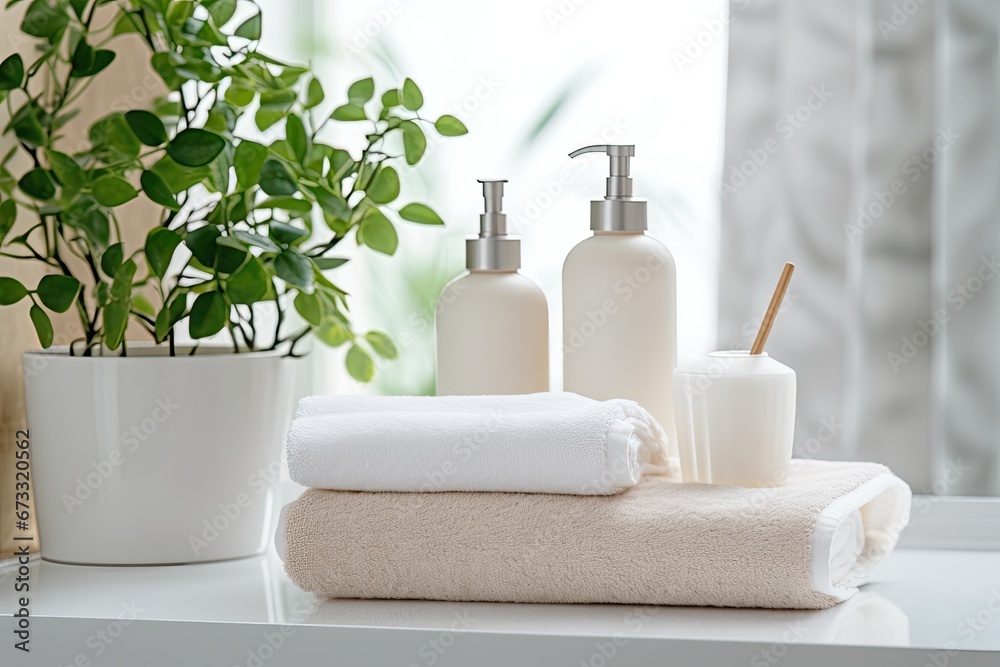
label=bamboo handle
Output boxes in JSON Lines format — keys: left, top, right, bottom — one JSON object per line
{"left": 750, "top": 263, "right": 795, "bottom": 355}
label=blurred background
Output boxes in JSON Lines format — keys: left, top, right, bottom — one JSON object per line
{"left": 256, "top": 0, "right": 1000, "bottom": 496}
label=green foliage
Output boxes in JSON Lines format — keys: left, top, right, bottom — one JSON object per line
{"left": 0, "top": 0, "right": 463, "bottom": 377}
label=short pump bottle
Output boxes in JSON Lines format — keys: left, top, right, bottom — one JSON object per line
{"left": 436, "top": 179, "right": 549, "bottom": 396}
{"left": 562, "top": 145, "right": 677, "bottom": 446}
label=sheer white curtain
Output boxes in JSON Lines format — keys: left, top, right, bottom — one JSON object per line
{"left": 721, "top": 0, "right": 1000, "bottom": 495}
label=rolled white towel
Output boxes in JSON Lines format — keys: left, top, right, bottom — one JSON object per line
{"left": 286, "top": 393, "right": 670, "bottom": 495}
{"left": 293, "top": 391, "right": 597, "bottom": 419}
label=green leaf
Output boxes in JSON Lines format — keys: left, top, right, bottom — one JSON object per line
{"left": 274, "top": 249, "right": 313, "bottom": 290}
{"left": 224, "top": 83, "right": 255, "bottom": 107}
{"left": 167, "top": 129, "right": 226, "bottom": 167}
{"left": 46, "top": 150, "right": 84, "bottom": 195}
{"left": 155, "top": 294, "right": 187, "bottom": 342}
{"left": 214, "top": 240, "right": 247, "bottom": 275}
{"left": 215, "top": 235, "right": 246, "bottom": 252}
{"left": 125, "top": 110, "right": 167, "bottom": 146}
{"left": 381, "top": 89, "right": 399, "bottom": 108}
{"left": 111, "top": 259, "right": 137, "bottom": 302}
{"left": 401, "top": 78, "right": 423, "bottom": 111}
{"left": 259, "top": 159, "right": 297, "bottom": 196}
{"left": 434, "top": 114, "right": 468, "bottom": 136}
{"left": 316, "top": 321, "right": 350, "bottom": 347}
{"left": 93, "top": 175, "right": 138, "bottom": 207}
{"left": 367, "top": 166, "right": 400, "bottom": 204}
{"left": 36, "top": 274, "right": 80, "bottom": 313}
{"left": 330, "top": 103, "right": 367, "bottom": 122}
{"left": 18, "top": 168, "right": 55, "bottom": 200}
{"left": 95, "top": 282, "right": 112, "bottom": 306}
{"left": 256, "top": 88, "right": 296, "bottom": 130}
{"left": 269, "top": 142, "right": 298, "bottom": 164}
{"left": 400, "top": 120, "right": 426, "bottom": 165}
{"left": 0, "top": 277, "right": 28, "bottom": 305}
{"left": 189, "top": 291, "right": 227, "bottom": 338}
{"left": 51, "top": 108, "right": 80, "bottom": 131}
{"left": 305, "top": 78, "right": 324, "bottom": 109}
{"left": 365, "top": 330, "right": 398, "bottom": 359}
{"left": 21, "top": 0, "right": 69, "bottom": 40}
{"left": 208, "top": 0, "right": 237, "bottom": 25}
{"left": 346, "top": 344, "right": 374, "bottom": 382}
{"left": 11, "top": 106, "right": 45, "bottom": 147}
{"left": 165, "top": 0, "right": 194, "bottom": 26}
{"left": 233, "top": 230, "right": 280, "bottom": 253}
{"left": 359, "top": 209, "right": 398, "bottom": 256}
{"left": 112, "top": 12, "right": 142, "bottom": 36}
{"left": 0, "top": 54, "right": 24, "bottom": 90}
{"left": 29, "top": 305, "right": 53, "bottom": 349}
{"left": 234, "top": 11, "right": 261, "bottom": 39}
{"left": 0, "top": 199, "right": 16, "bottom": 244}
{"left": 328, "top": 149, "right": 356, "bottom": 181}
{"left": 70, "top": 49, "right": 114, "bottom": 78}
{"left": 225, "top": 256, "right": 268, "bottom": 304}
{"left": 286, "top": 114, "right": 308, "bottom": 162}
{"left": 259, "top": 197, "right": 311, "bottom": 213}
{"left": 145, "top": 228, "right": 182, "bottom": 279}
{"left": 313, "top": 257, "right": 348, "bottom": 270}
{"left": 205, "top": 144, "right": 233, "bottom": 193}
{"left": 103, "top": 301, "right": 128, "bottom": 350}
{"left": 347, "top": 77, "right": 374, "bottom": 106}
{"left": 269, "top": 220, "right": 309, "bottom": 245}
{"left": 308, "top": 184, "right": 350, "bottom": 219}
{"left": 398, "top": 202, "right": 444, "bottom": 225}
{"left": 100, "top": 243, "right": 123, "bottom": 278}
{"left": 71, "top": 40, "right": 95, "bottom": 73}
{"left": 185, "top": 225, "right": 221, "bottom": 266}
{"left": 207, "top": 102, "right": 236, "bottom": 134}
{"left": 152, "top": 155, "right": 208, "bottom": 193}
{"left": 0, "top": 167, "right": 13, "bottom": 196}
{"left": 140, "top": 170, "right": 179, "bottom": 210}
{"left": 132, "top": 293, "right": 156, "bottom": 317}
{"left": 234, "top": 140, "right": 267, "bottom": 188}
{"left": 73, "top": 207, "right": 110, "bottom": 248}
{"left": 90, "top": 113, "right": 140, "bottom": 157}
{"left": 88, "top": 52, "right": 118, "bottom": 79}
{"left": 294, "top": 291, "right": 322, "bottom": 326}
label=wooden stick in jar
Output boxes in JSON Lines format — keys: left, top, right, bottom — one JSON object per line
{"left": 750, "top": 263, "right": 795, "bottom": 355}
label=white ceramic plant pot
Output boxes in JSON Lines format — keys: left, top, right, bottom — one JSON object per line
{"left": 22, "top": 344, "right": 295, "bottom": 565}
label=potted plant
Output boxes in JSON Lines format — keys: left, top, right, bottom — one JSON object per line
{"left": 0, "top": 0, "right": 466, "bottom": 564}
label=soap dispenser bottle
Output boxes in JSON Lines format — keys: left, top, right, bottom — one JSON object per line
{"left": 562, "top": 145, "right": 677, "bottom": 445}
{"left": 436, "top": 179, "right": 549, "bottom": 396}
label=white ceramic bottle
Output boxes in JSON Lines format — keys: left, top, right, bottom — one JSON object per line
{"left": 562, "top": 145, "right": 677, "bottom": 448}
{"left": 436, "top": 179, "right": 549, "bottom": 396}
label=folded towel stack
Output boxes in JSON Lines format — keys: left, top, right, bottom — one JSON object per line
{"left": 279, "top": 393, "right": 912, "bottom": 610}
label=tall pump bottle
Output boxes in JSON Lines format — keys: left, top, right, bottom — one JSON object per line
{"left": 435, "top": 179, "right": 549, "bottom": 396}
{"left": 562, "top": 145, "right": 677, "bottom": 447}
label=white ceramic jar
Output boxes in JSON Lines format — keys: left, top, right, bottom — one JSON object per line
{"left": 673, "top": 351, "right": 796, "bottom": 487}
{"left": 23, "top": 344, "right": 295, "bottom": 565}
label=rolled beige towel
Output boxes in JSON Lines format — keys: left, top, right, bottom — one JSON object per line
{"left": 280, "top": 459, "right": 910, "bottom": 609}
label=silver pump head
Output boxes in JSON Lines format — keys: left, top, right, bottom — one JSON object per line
{"left": 466, "top": 179, "right": 520, "bottom": 271}
{"left": 568, "top": 144, "right": 647, "bottom": 232}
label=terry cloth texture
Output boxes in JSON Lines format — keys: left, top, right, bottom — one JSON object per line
{"left": 280, "top": 459, "right": 911, "bottom": 609}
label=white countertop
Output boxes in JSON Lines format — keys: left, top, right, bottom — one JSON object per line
{"left": 2, "top": 546, "right": 999, "bottom": 666}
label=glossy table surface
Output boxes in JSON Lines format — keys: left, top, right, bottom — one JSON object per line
{"left": 2, "top": 546, "right": 999, "bottom": 662}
